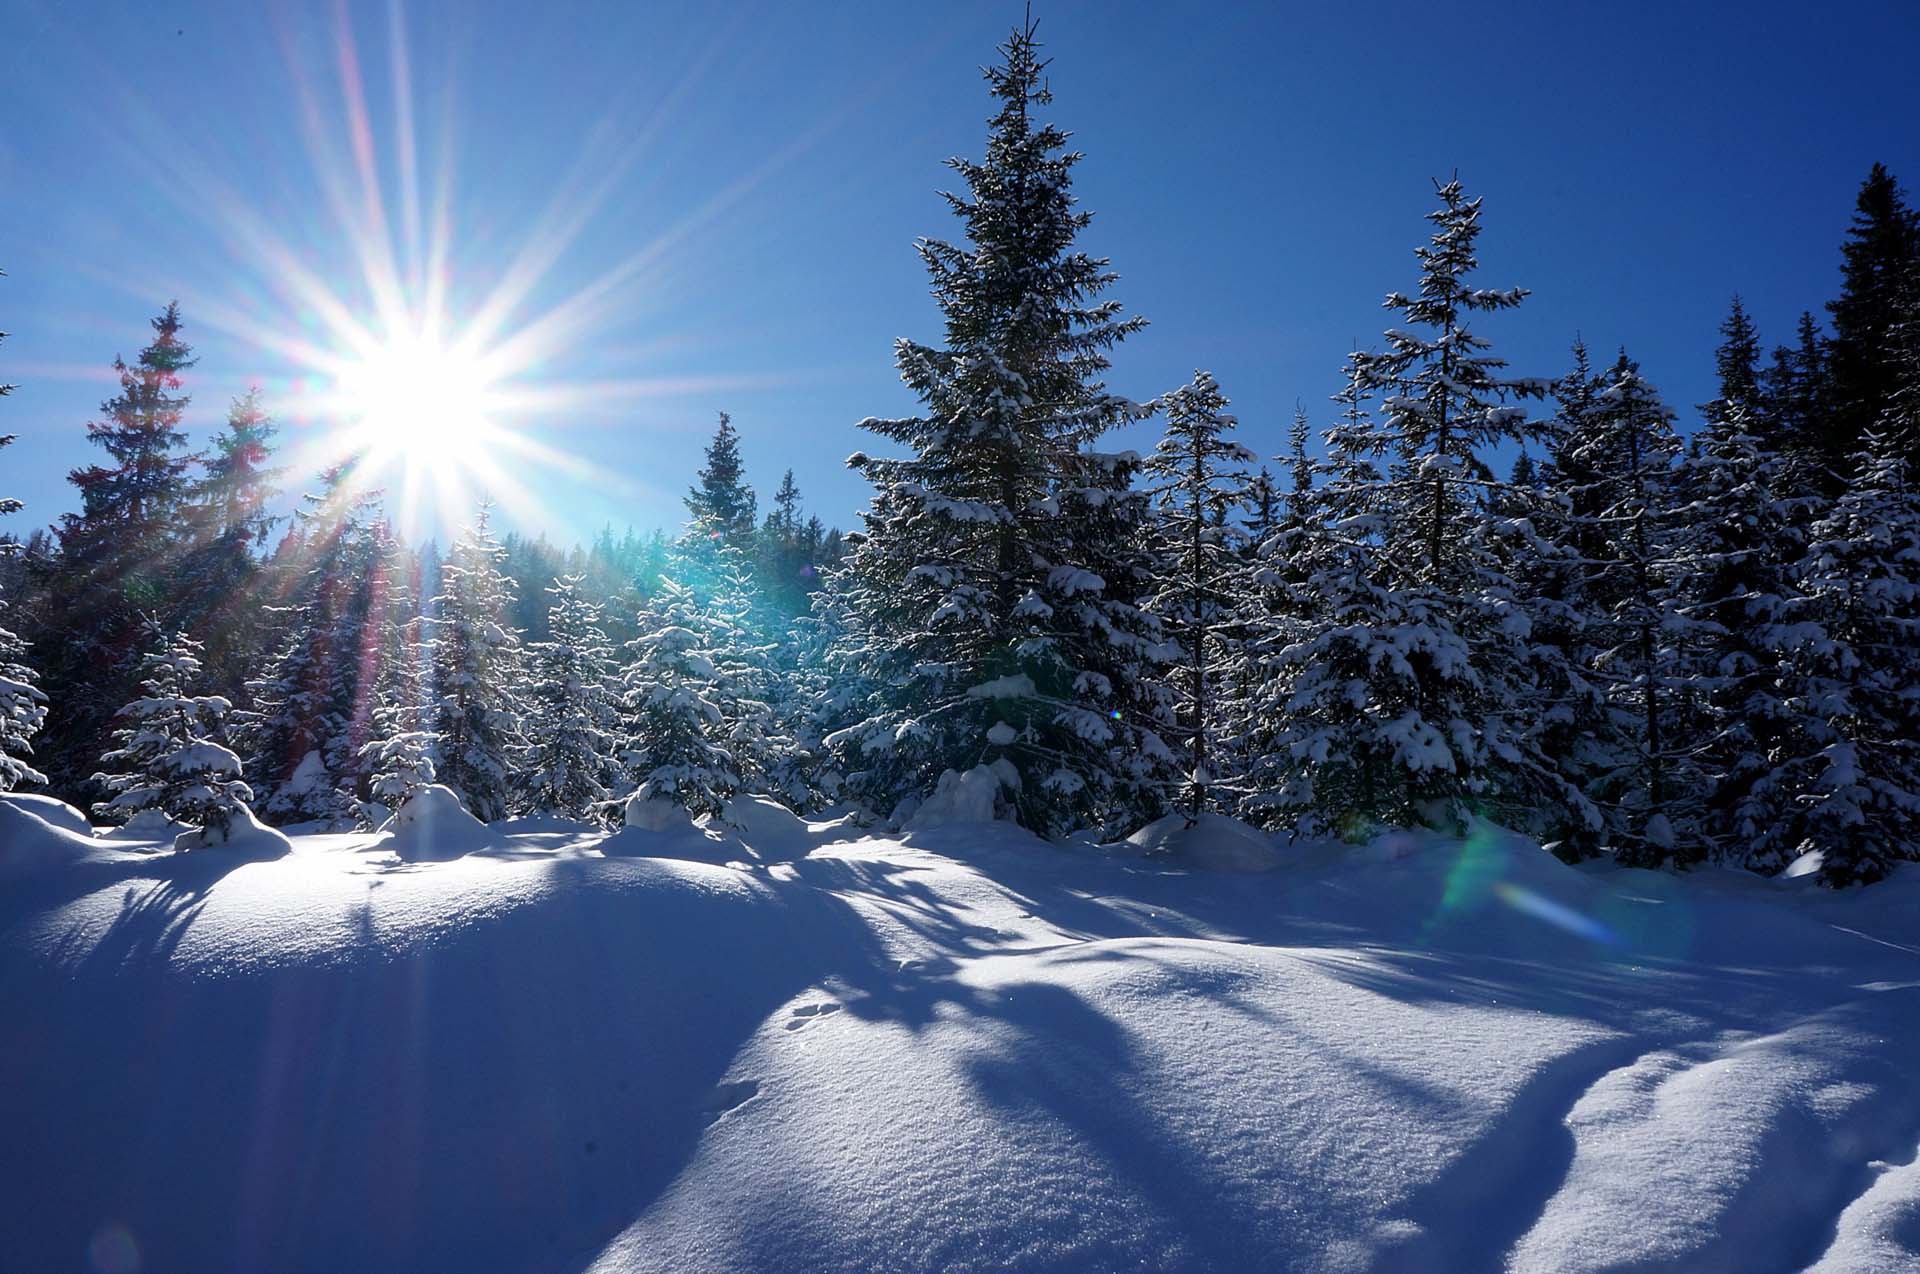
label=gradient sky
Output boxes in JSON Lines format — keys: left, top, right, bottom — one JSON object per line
{"left": 3, "top": 0, "right": 1918, "bottom": 547}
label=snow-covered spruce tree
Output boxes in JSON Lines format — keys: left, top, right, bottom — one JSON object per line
{"left": 613, "top": 575, "right": 739, "bottom": 818}
{"left": 1516, "top": 340, "right": 1616, "bottom": 859}
{"left": 700, "top": 544, "right": 788, "bottom": 798}
{"left": 0, "top": 293, "right": 47, "bottom": 791}
{"left": 0, "top": 599, "right": 46, "bottom": 793}
{"left": 1672, "top": 402, "right": 1810, "bottom": 866}
{"left": 1247, "top": 353, "right": 1447, "bottom": 833}
{"left": 1702, "top": 297, "right": 1766, "bottom": 429}
{"left": 1777, "top": 438, "right": 1920, "bottom": 886}
{"left": 1562, "top": 356, "right": 1698, "bottom": 865}
{"left": 1143, "top": 370, "right": 1257, "bottom": 817}
{"left": 764, "top": 604, "right": 842, "bottom": 812}
{"left": 428, "top": 503, "right": 527, "bottom": 822}
{"left": 1046, "top": 446, "right": 1178, "bottom": 833}
{"left": 521, "top": 574, "right": 619, "bottom": 819}
{"left": 830, "top": 18, "right": 1168, "bottom": 836}
{"left": 236, "top": 468, "right": 389, "bottom": 825}
{"left": 685, "top": 412, "right": 758, "bottom": 555}
{"left": 1825, "top": 164, "right": 1920, "bottom": 477}
{"left": 91, "top": 626, "right": 250, "bottom": 833}
{"left": 1764, "top": 311, "right": 1833, "bottom": 490}
{"left": 174, "top": 387, "right": 282, "bottom": 701}
{"left": 37, "top": 303, "right": 198, "bottom": 800}
{"left": 1326, "top": 178, "right": 1566, "bottom": 830}
{"left": 358, "top": 608, "right": 438, "bottom": 825}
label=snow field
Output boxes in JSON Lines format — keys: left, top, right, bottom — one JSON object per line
{"left": 0, "top": 799, "right": 1915, "bottom": 1273}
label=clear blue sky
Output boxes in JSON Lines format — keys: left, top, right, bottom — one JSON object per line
{"left": 3, "top": 0, "right": 1918, "bottom": 546}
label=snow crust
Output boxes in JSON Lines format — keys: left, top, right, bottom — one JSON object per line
{"left": 1, "top": 818, "right": 1916, "bottom": 1274}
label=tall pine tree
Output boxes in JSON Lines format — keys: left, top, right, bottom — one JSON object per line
{"left": 35, "top": 303, "right": 198, "bottom": 800}
{"left": 427, "top": 503, "right": 527, "bottom": 821}
{"left": 1143, "top": 370, "right": 1256, "bottom": 817}
{"left": 831, "top": 17, "right": 1168, "bottom": 835}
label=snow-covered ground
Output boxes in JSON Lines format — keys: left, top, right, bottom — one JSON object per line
{"left": 2, "top": 799, "right": 1917, "bottom": 1273}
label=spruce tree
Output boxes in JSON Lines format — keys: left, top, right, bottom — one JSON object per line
{"left": 1521, "top": 340, "right": 1616, "bottom": 858}
{"left": 1705, "top": 296, "right": 1765, "bottom": 430}
{"left": 831, "top": 17, "right": 1165, "bottom": 835}
{"left": 1826, "top": 164, "right": 1920, "bottom": 473}
{"left": 1564, "top": 356, "right": 1696, "bottom": 864}
{"left": 1674, "top": 401, "right": 1809, "bottom": 864}
{"left": 522, "top": 574, "right": 619, "bottom": 818}
{"left": 91, "top": 626, "right": 249, "bottom": 831}
{"left": 1780, "top": 438, "right": 1920, "bottom": 886}
{"left": 1333, "top": 177, "right": 1560, "bottom": 828}
{"left": 428, "top": 503, "right": 527, "bottom": 821}
{"left": 1143, "top": 370, "right": 1257, "bottom": 817}
{"left": 1247, "top": 353, "right": 1416, "bottom": 831}
{"left": 236, "top": 468, "right": 389, "bottom": 825}
{"left": 613, "top": 576, "right": 739, "bottom": 818}
{"left": 177, "top": 387, "right": 282, "bottom": 701}
{"left": 685, "top": 412, "right": 758, "bottom": 554}
{"left": 35, "top": 303, "right": 198, "bottom": 800}
{"left": 0, "top": 284, "right": 46, "bottom": 791}
{"left": 358, "top": 609, "right": 438, "bottom": 824}
{"left": 1766, "top": 312, "right": 1832, "bottom": 486}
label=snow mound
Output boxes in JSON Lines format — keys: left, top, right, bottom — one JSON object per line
{"left": 0, "top": 792, "right": 92, "bottom": 837}
{"left": 172, "top": 803, "right": 292, "bottom": 859}
{"left": 1126, "top": 812, "right": 1281, "bottom": 871}
{"left": 721, "top": 795, "right": 813, "bottom": 862}
{"left": 0, "top": 801, "right": 108, "bottom": 879}
{"left": 97, "top": 807, "right": 190, "bottom": 841}
{"left": 599, "top": 794, "right": 750, "bottom": 864}
{"left": 905, "top": 762, "right": 1018, "bottom": 832}
{"left": 496, "top": 812, "right": 600, "bottom": 836}
{"left": 373, "top": 785, "right": 493, "bottom": 861}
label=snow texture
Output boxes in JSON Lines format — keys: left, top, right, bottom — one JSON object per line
{"left": 3, "top": 811, "right": 1919, "bottom": 1274}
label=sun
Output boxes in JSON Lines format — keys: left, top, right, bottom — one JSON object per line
{"left": 336, "top": 329, "right": 504, "bottom": 465}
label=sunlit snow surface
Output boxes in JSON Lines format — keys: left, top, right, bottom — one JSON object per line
{"left": 1, "top": 813, "right": 1916, "bottom": 1273}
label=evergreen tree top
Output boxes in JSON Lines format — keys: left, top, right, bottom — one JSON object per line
{"left": 686, "top": 411, "right": 756, "bottom": 541}
{"left": 64, "top": 301, "right": 198, "bottom": 533}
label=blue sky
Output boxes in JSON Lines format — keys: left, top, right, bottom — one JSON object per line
{"left": 3, "top": 0, "right": 1917, "bottom": 546}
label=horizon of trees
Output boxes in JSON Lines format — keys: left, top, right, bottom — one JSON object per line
{"left": 2, "top": 19, "right": 1917, "bottom": 887}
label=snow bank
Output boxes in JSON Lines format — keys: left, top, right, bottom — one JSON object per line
{"left": 172, "top": 803, "right": 292, "bottom": 859}
{"left": 1125, "top": 811, "right": 1281, "bottom": 871}
{"left": 371, "top": 785, "right": 494, "bottom": 861}
{"left": 0, "top": 792, "right": 92, "bottom": 836}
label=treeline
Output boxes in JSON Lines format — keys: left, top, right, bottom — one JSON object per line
{"left": 3, "top": 20, "right": 1917, "bottom": 886}
{"left": 0, "top": 297, "right": 846, "bottom": 828}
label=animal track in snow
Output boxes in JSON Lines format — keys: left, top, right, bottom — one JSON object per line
{"left": 701, "top": 1079, "right": 761, "bottom": 1124}
{"left": 785, "top": 1001, "right": 843, "bottom": 1031}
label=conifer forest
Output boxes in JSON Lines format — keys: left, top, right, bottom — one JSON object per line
{"left": 4, "top": 9, "right": 1919, "bottom": 1274}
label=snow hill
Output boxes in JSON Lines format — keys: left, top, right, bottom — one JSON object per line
{"left": 1, "top": 802, "right": 1916, "bottom": 1273}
